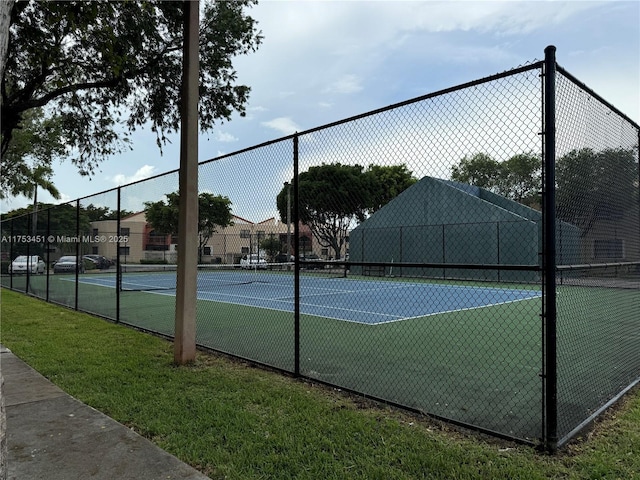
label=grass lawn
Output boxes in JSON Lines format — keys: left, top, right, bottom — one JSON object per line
{"left": 6, "top": 270, "right": 640, "bottom": 444}
{"left": 1, "top": 287, "right": 639, "bottom": 479}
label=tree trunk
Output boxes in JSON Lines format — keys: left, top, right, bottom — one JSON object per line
{"left": 0, "top": 0, "right": 14, "bottom": 97}
{"left": 0, "top": 3, "right": 15, "bottom": 477}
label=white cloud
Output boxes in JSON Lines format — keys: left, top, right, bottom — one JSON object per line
{"left": 56, "top": 193, "right": 73, "bottom": 204}
{"left": 4, "top": 0, "right": 636, "bottom": 215}
{"left": 323, "top": 74, "right": 363, "bottom": 95}
{"left": 216, "top": 131, "right": 238, "bottom": 143}
{"left": 261, "top": 117, "right": 302, "bottom": 135}
{"left": 110, "top": 165, "right": 157, "bottom": 186}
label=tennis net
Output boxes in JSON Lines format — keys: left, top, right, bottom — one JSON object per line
{"left": 118, "top": 261, "right": 347, "bottom": 292}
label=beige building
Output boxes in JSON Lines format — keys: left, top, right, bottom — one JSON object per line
{"left": 89, "top": 212, "right": 325, "bottom": 265}
{"left": 87, "top": 211, "right": 147, "bottom": 263}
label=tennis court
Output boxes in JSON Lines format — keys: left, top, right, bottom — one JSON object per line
{"left": 74, "top": 265, "right": 541, "bottom": 325}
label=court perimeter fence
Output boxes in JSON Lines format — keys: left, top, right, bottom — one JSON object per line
{"left": 2, "top": 47, "right": 639, "bottom": 451}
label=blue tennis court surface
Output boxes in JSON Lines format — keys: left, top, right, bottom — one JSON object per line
{"left": 77, "top": 270, "right": 541, "bottom": 325}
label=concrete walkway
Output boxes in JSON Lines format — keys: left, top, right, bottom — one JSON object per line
{"left": 1, "top": 345, "right": 210, "bottom": 480}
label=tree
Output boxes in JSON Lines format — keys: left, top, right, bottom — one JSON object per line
{"left": 497, "top": 153, "right": 541, "bottom": 207}
{"left": 260, "top": 235, "right": 281, "bottom": 262}
{"left": 1, "top": 202, "right": 91, "bottom": 255}
{"left": 277, "top": 164, "right": 370, "bottom": 260}
{"left": 1, "top": 109, "right": 66, "bottom": 199}
{"left": 83, "top": 204, "right": 133, "bottom": 222}
{"left": 365, "top": 164, "right": 417, "bottom": 214}
{"left": 0, "top": 0, "right": 13, "bottom": 81}
{"left": 1, "top": 0, "right": 262, "bottom": 193}
{"left": 277, "top": 163, "right": 417, "bottom": 259}
{"left": 145, "top": 191, "right": 233, "bottom": 263}
{"left": 451, "top": 153, "right": 501, "bottom": 192}
{"left": 450, "top": 152, "right": 541, "bottom": 208}
{"left": 556, "top": 147, "right": 638, "bottom": 237}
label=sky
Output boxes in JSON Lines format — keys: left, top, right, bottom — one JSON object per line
{"left": 2, "top": 0, "right": 639, "bottom": 219}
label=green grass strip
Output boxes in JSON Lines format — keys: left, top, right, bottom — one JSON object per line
{"left": 2, "top": 288, "right": 638, "bottom": 479}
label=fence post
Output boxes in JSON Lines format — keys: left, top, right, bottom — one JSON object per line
{"left": 637, "top": 129, "right": 640, "bottom": 264}
{"left": 293, "top": 134, "right": 300, "bottom": 377}
{"left": 116, "top": 187, "right": 121, "bottom": 323}
{"left": 45, "top": 208, "right": 50, "bottom": 302}
{"left": 174, "top": 0, "right": 200, "bottom": 365}
{"left": 74, "top": 199, "right": 80, "bottom": 310}
{"left": 9, "top": 219, "right": 13, "bottom": 290}
{"left": 25, "top": 213, "right": 32, "bottom": 294}
{"left": 497, "top": 222, "right": 501, "bottom": 282}
{"left": 542, "top": 45, "right": 558, "bottom": 452}
{"left": 5, "top": 218, "right": 16, "bottom": 290}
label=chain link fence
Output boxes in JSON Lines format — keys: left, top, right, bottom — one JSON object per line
{"left": 553, "top": 66, "right": 640, "bottom": 445}
{"left": 2, "top": 48, "right": 638, "bottom": 450}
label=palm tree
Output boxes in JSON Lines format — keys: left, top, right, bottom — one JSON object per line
{"left": 16, "top": 164, "right": 61, "bottom": 235}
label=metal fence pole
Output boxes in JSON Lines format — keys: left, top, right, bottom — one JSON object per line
{"left": 542, "top": 44, "right": 558, "bottom": 452}
{"left": 25, "top": 213, "right": 31, "bottom": 294}
{"left": 116, "top": 187, "right": 121, "bottom": 323}
{"left": 9, "top": 220, "right": 13, "bottom": 290}
{"left": 637, "top": 129, "right": 640, "bottom": 263}
{"left": 293, "top": 134, "right": 300, "bottom": 376}
{"left": 45, "top": 208, "right": 50, "bottom": 302}
{"left": 75, "top": 199, "right": 80, "bottom": 310}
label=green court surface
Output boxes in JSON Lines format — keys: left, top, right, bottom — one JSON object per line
{"left": 5, "top": 271, "right": 638, "bottom": 442}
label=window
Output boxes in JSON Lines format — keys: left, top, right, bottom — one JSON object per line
{"left": 120, "top": 227, "right": 130, "bottom": 236}
{"left": 92, "top": 228, "right": 99, "bottom": 236}
{"left": 147, "top": 230, "right": 166, "bottom": 244}
{"left": 118, "top": 246, "right": 130, "bottom": 256}
{"left": 593, "top": 239, "right": 624, "bottom": 260}
{"left": 92, "top": 247, "right": 98, "bottom": 254}
{"left": 241, "top": 247, "right": 250, "bottom": 254}
{"left": 240, "top": 229, "right": 250, "bottom": 239}
{"left": 203, "top": 246, "right": 211, "bottom": 256}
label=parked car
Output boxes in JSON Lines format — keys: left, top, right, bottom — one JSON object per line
{"left": 300, "top": 253, "right": 324, "bottom": 269}
{"left": 9, "top": 255, "right": 46, "bottom": 274}
{"left": 240, "top": 254, "right": 267, "bottom": 269}
{"left": 53, "top": 256, "right": 85, "bottom": 274}
{"left": 83, "top": 254, "right": 111, "bottom": 270}
{"left": 275, "top": 253, "right": 294, "bottom": 263}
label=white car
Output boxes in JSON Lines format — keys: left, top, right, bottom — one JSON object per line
{"left": 9, "top": 255, "right": 46, "bottom": 274}
{"left": 240, "top": 254, "right": 267, "bottom": 269}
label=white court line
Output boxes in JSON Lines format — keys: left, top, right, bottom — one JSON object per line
{"left": 74, "top": 275, "right": 542, "bottom": 326}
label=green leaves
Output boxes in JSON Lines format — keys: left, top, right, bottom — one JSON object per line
{"left": 556, "top": 147, "right": 638, "bottom": 236}
{"left": 277, "top": 163, "right": 417, "bottom": 259}
{"left": 0, "top": 109, "right": 67, "bottom": 199}
{"left": 2, "top": 0, "right": 262, "bottom": 195}
{"left": 450, "top": 152, "right": 541, "bottom": 208}
{"left": 144, "top": 191, "right": 233, "bottom": 262}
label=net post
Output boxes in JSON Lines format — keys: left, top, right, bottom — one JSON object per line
{"left": 542, "top": 44, "right": 558, "bottom": 453}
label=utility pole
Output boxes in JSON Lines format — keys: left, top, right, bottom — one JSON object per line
{"left": 174, "top": 0, "right": 199, "bottom": 365}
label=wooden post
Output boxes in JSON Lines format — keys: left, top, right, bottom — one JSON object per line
{"left": 174, "top": 0, "right": 199, "bottom": 364}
